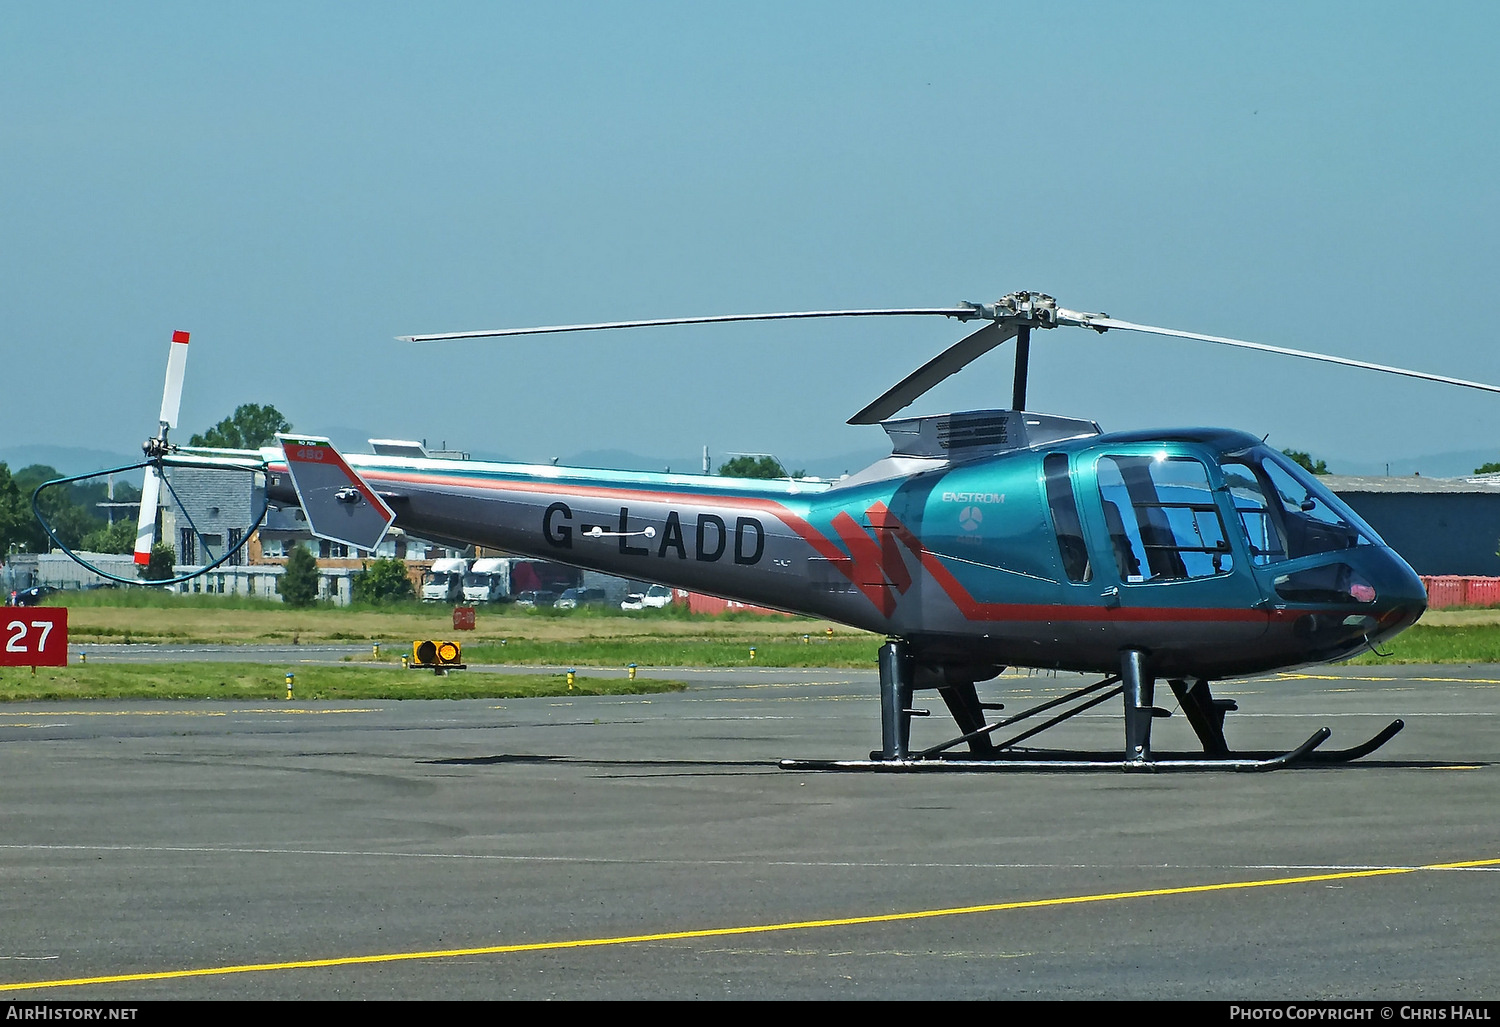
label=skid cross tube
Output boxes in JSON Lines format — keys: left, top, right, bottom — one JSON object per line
{"left": 994, "top": 684, "right": 1127, "bottom": 753}
{"left": 917, "top": 674, "right": 1123, "bottom": 759}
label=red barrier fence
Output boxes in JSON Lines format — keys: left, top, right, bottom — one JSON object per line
{"left": 674, "top": 590, "right": 794, "bottom": 617}
{"left": 1421, "top": 576, "right": 1500, "bottom": 610}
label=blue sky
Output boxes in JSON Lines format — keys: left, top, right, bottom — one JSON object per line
{"left": 3, "top": 2, "right": 1498, "bottom": 474}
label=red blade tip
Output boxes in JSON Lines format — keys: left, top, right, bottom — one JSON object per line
{"left": 171, "top": 330, "right": 190, "bottom": 344}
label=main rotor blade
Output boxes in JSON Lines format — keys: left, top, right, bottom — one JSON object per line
{"left": 399, "top": 308, "right": 975, "bottom": 343}
{"left": 1084, "top": 317, "right": 1500, "bottom": 396}
{"left": 159, "top": 330, "right": 190, "bottom": 429}
{"left": 847, "top": 321, "right": 1019, "bottom": 425}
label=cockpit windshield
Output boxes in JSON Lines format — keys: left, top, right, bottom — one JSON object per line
{"left": 1219, "top": 447, "right": 1378, "bottom": 565}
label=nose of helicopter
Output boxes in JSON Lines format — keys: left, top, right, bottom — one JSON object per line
{"left": 1366, "top": 546, "right": 1428, "bottom": 642}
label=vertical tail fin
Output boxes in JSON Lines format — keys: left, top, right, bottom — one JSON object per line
{"left": 277, "top": 435, "right": 396, "bottom": 551}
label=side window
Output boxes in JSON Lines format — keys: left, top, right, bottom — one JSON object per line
{"left": 1043, "top": 453, "right": 1091, "bottom": 583}
{"left": 1097, "top": 455, "right": 1232, "bottom": 582}
{"left": 1260, "top": 456, "right": 1366, "bottom": 558}
{"left": 1220, "top": 461, "right": 1287, "bottom": 565}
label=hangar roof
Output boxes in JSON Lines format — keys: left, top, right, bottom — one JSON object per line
{"left": 1321, "top": 474, "right": 1500, "bottom": 494}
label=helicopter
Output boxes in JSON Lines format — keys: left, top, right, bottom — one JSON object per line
{"left": 38, "top": 292, "right": 1500, "bottom": 771}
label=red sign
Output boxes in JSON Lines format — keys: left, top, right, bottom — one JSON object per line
{"left": 452, "top": 606, "right": 476, "bottom": 631}
{"left": 1, "top": 607, "right": 68, "bottom": 667}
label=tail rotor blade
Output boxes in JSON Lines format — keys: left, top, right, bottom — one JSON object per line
{"left": 159, "top": 330, "right": 191, "bottom": 429}
{"left": 133, "top": 467, "right": 162, "bottom": 566}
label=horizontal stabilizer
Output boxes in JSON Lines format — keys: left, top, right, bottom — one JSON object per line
{"left": 277, "top": 435, "right": 395, "bottom": 551}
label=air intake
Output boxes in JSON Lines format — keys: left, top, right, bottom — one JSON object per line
{"left": 937, "top": 413, "right": 1010, "bottom": 449}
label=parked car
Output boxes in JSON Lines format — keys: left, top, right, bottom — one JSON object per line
{"left": 553, "top": 587, "right": 607, "bottom": 610}
{"left": 622, "top": 584, "right": 673, "bottom": 611}
{"left": 641, "top": 584, "right": 674, "bottom": 608}
{"left": 513, "top": 590, "right": 560, "bottom": 608}
{"left": 8, "top": 585, "right": 59, "bottom": 607}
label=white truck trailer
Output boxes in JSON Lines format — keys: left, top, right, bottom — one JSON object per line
{"left": 421, "top": 557, "right": 470, "bottom": 602}
{"left": 462, "top": 557, "right": 513, "bottom": 603}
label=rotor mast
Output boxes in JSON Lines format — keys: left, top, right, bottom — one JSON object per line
{"left": 1012, "top": 326, "right": 1031, "bottom": 411}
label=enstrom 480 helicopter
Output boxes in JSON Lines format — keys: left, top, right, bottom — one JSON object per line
{"left": 40, "top": 292, "right": 1500, "bottom": 771}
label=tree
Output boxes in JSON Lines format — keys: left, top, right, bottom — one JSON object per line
{"left": 189, "top": 404, "right": 292, "bottom": 449}
{"left": 278, "top": 543, "right": 320, "bottom": 606}
{"left": 1475, "top": 462, "right": 1500, "bottom": 475}
{"left": 351, "top": 558, "right": 415, "bottom": 605}
{"left": 0, "top": 464, "right": 30, "bottom": 557}
{"left": 1281, "top": 449, "right": 1329, "bottom": 475}
{"left": 718, "top": 456, "right": 798, "bottom": 479}
{"left": 142, "top": 543, "right": 176, "bottom": 582}
{"left": 9, "top": 464, "right": 106, "bottom": 552}
{"left": 80, "top": 519, "right": 137, "bottom": 555}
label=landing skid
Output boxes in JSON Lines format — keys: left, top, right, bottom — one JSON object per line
{"left": 1235, "top": 718, "right": 1405, "bottom": 765}
{"left": 779, "top": 640, "right": 1405, "bottom": 773}
{"left": 782, "top": 727, "right": 1334, "bottom": 772}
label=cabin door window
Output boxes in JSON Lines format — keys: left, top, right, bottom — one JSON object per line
{"left": 1096, "top": 455, "right": 1232, "bottom": 583}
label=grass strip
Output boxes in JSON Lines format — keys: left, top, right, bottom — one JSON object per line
{"left": 460, "top": 636, "right": 879, "bottom": 668}
{"left": 54, "top": 595, "right": 863, "bottom": 648}
{"left": 0, "top": 664, "right": 686, "bottom": 702}
{"left": 1344, "top": 623, "right": 1500, "bottom": 664}
{"left": 36, "top": 590, "right": 1500, "bottom": 665}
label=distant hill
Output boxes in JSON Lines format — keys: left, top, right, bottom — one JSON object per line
{"left": 0, "top": 445, "right": 142, "bottom": 478}
{"left": 10, "top": 437, "right": 1494, "bottom": 484}
{"left": 319, "top": 427, "right": 886, "bottom": 479}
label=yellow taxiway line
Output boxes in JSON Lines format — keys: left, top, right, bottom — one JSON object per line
{"left": 3, "top": 856, "right": 1496, "bottom": 993}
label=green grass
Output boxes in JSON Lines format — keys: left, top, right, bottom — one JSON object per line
{"left": 44, "top": 585, "right": 1500, "bottom": 667}
{"left": 0, "top": 663, "right": 686, "bottom": 702}
{"left": 46, "top": 588, "right": 292, "bottom": 610}
{"left": 48, "top": 589, "right": 790, "bottom": 620}
{"left": 462, "top": 636, "right": 880, "bottom": 668}
{"left": 1345, "top": 624, "right": 1500, "bottom": 664}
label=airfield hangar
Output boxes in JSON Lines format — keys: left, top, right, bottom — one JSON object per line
{"left": 1322, "top": 474, "right": 1500, "bottom": 578}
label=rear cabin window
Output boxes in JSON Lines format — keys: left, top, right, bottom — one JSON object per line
{"left": 1097, "top": 455, "right": 1232, "bottom": 582}
{"left": 1043, "top": 453, "right": 1091, "bottom": 583}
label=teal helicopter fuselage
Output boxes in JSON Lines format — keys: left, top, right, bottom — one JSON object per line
{"left": 266, "top": 414, "right": 1426, "bottom": 683}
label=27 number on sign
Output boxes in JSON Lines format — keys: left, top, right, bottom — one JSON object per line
{"left": 1, "top": 608, "right": 68, "bottom": 667}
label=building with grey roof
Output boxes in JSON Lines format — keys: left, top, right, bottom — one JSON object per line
{"left": 1322, "top": 474, "right": 1500, "bottom": 576}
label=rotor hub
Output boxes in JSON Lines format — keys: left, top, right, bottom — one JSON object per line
{"left": 958, "top": 291, "right": 1059, "bottom": 326}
